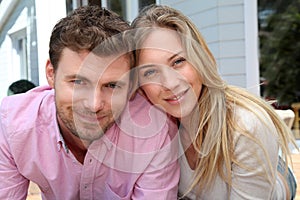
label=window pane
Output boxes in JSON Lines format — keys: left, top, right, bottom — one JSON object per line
{"left": 107, "top": 0, "right": 126, "bottom": 19}
{"left": 139, "top": 0, "right": 155, "bottom": 11}
{"left": 88, "top": 0, "right": 101, "bottom": 6}
{"left": 66, "top": 0, "right": 74, "bottom": 15}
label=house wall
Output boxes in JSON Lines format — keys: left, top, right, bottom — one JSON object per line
{"left": 0, "top": 0, "right": 66, "bottom": 100}
{"left": 160, "top": 0, "right": 260, "bottom": 95}
{"left": 35, "top": 0, "right": 66, "bottom": 85}
{"left": 0, "top": 0, "right": 38, "bottom": 99}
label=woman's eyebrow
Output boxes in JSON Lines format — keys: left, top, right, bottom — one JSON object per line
{"left": 138, "top": 64, "right": 156, "bottom": 70}
{"left": 137, "top": 50, "right": 184, "bottom": 69}
{"left": 167, "top": 50, "right": 183, "bottom": 62}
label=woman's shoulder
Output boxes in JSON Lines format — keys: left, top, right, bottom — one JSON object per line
{"left": 233, "top": 103, "right": 273, "bottom": 130}
{"left": 232, "top": 104, "right": 278, "bottom": 152}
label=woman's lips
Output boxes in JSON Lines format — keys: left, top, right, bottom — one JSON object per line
{"left": 164, "top": 89, "right": 188, "bottom": 104}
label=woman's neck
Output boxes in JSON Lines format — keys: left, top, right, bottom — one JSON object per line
{"left": 179, "top": 117, "right": 199, "bottom": 170}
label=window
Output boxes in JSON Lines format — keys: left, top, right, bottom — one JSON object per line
{"left": 10, "top": 29, "right": 29, "bottom": 79}
{"left": 17, "top": 37, "right": 28, "bottom": 78}
{"left": 66, "top": 0, "right": 76, "bottom": 15}
{"left": 139, "top": 0, "right": 155, "bottom": 11}
{"left": 65, "top": 0, "right": 156, "bottom": 21}
{"left": 106, "top": 0, "right": 126, "bottom": 18}
{"left": 105, "top": 0, "right": 156, "bottom": 21}
{"left": 66, "top": 0, "right": 101, "bottom": 15}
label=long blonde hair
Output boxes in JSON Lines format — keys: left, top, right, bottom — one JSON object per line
{"left": 131, "top": 4, "right": 296, "bottom": 196}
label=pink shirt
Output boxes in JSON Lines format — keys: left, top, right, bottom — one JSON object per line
{"left": 0, "top": 86, "right": 179, "bottom": 200}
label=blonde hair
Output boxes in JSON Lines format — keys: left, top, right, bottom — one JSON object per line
{"left": 131, "top": 4, "right": 296, "bottom": 197}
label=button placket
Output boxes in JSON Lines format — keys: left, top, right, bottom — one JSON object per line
{"left": 80, "top": 153, "right": 96, "bottom": 200}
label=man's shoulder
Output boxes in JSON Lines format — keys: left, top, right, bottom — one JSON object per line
{"left": 108, "top": 93, "right": 178, "bottom": 152}
{"left": 127, "top": 92, "right": 153, "bottom": 114}
{"left": 118, "top": 93, "right": 171, "bottom": 139}
{"left": 127, "top": 93, "right": 169, "bottom": 123}
{"left": 0, "top": 85, "right": 56, "bottom": 134}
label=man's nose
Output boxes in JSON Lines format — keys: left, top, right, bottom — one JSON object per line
{"left": 85, "top": 89, "right": 105, "bottom": 112}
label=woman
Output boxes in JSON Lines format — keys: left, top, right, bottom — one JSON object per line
{"left": 131, "top": 4, "right": 297, "bottom": 199}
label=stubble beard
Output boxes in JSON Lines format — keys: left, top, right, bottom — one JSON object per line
{"left": 57, "top": 106, "right": 115, "bottom": 142}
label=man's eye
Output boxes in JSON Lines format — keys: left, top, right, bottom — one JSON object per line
{"left": 106, "top": 83, "right": 120, "bottom": 89}
{"left": 73, "top": 80, "right": 83, "bottom": 85}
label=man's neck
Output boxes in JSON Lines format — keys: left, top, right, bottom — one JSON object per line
{"left": 57, "top": 116, "right": 90, "bottom": 164}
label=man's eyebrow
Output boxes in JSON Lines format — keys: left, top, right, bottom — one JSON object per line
{"left": 65, "top": 74, "right": 90, "bottom": 82}
{"left": 105, "top": 80, "right": 128, "bottom": 86}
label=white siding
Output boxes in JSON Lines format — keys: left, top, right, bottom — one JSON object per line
{"left": 0, "top": 0, "right": 66, "bottom": 100}
{"left": 0, "top": 0, "right": 34, "bottom": 99}
{"left": 0, "top": 37, "right": 11, "bottom": 98}
{"left": 35, "top": 0, "right": 66, "bottom": 85}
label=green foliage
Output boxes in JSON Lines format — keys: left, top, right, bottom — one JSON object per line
{"left": 259, "top": 0, "right": 300, "bottom": 105}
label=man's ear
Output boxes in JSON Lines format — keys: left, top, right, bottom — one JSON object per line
{"left": 46, "top": 59, "right": 55, "bottom": 88}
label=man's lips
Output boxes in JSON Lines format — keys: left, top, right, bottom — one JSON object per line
{"left": 74, "top": 111, "right": 108, "bottom": 123}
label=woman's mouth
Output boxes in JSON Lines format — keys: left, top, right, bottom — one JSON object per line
{"left": 165, "top": 89, "right": 188, "bottom": 104}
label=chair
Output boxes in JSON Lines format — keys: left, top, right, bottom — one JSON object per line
{"left": 274, "top": 109, "right": 295, "bottom": 129}
{"left": 291, "top": 102, "right": 300, "bottom": 131}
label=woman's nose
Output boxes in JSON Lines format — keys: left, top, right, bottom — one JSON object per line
{"left": 160, "top": 67, "right": 181, "bottom": 91}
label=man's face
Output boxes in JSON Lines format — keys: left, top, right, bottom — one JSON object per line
{"left": 47, "top": 48, "right": 131, "bottom": 143}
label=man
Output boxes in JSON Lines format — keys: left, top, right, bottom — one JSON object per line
{"left": 0, "top": 6, "right": 179, "bottom": 199}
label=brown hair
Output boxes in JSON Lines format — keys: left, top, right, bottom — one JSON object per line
{"left": 49, "top": 5, "right": 132, "bottom": 70}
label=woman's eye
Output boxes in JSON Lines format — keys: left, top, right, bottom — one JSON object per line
{"left": 173, "top": 58, "right": 186, "bottom": 66}
{"left": 143, "top": 69, "right": 157, "bottom": 77}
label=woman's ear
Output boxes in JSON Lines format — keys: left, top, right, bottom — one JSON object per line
{"left": 46, "top": 59, "right": 55, "bottom": 88}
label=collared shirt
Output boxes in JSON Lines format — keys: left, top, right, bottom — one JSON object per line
{"left": 0, "top": 86, "right": 179, "bottom": 200}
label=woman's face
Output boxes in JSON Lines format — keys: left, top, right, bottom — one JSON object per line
{"left": 137, "top": 28, "right": 203, "bottom": 118}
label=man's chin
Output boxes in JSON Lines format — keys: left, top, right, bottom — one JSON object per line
{"left": 75, "top": 130, "right": 104, "bottom": 142}
{"left": 72, "top": 116, "right": 115, "bottom": 138}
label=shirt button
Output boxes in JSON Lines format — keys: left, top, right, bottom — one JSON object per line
{"left": 89, "top": 158, "right": 93, "bottom": 163}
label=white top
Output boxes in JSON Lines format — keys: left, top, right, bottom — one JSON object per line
{"left": 178, "top": 106, "right": 286, "bottom": 199}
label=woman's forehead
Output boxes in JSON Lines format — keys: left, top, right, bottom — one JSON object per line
{"left": 140, "top": 28, "right": 182, "bottom": 52}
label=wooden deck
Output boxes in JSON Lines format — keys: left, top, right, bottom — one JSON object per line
{"left": 26, "top": 182, "right": 41, "bottom": 200}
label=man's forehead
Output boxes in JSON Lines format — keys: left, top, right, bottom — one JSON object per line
{"left": 83, "top": 52, "right": 129, "bottom": 66}
{"left": 79, "top": 53, "right": 131, "bottom": 81}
